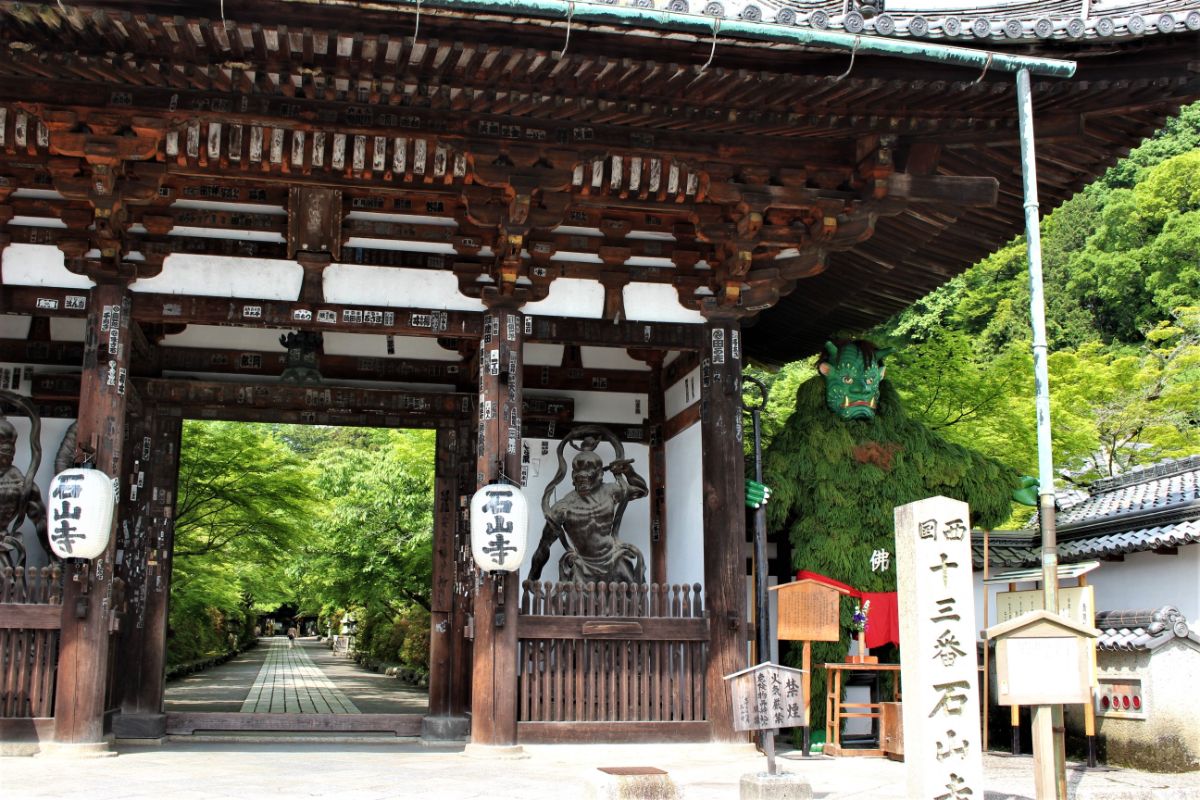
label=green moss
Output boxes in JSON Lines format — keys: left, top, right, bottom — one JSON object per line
{"left": 767, "top": 376, "right": 1018, "bottom": 730}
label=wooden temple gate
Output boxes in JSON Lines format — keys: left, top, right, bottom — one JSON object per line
{"left": 517, "top": 581, "right": 710, "bottom": 742}
{"left": 0, "top": 566, "right": 61, "bottom": 738}
{"left": 0, "top": 0, "right": 1197, "bottom": 756}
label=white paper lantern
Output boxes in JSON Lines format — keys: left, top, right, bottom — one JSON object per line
{"left": 470, "top": 484, "right": 528, "bottom": 573}
{"left": 46, "top": 469, "right": 116, "bottom": 560}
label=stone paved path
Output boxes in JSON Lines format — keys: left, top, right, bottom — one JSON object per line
{"left": 165, "top": 637, "right": 427, "bottom": 715}
{"left": 240, "top": 638, "right": 360, "bottom": 714}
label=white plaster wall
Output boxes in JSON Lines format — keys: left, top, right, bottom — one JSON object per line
{"left": 516, "top": 438, "right": 652, "bottom": 586}
{"left": 623, "top": 283, "right": 705, "bottom": 324}
{"left": 2, "top": 243, "right": 94, "bottom": 289}
{"left": 528, "top": 390, "right": 647, "bottom": 425}
{"left": 664, "top": 367, "right": 700, "bottom": 420}
{"left": 1086, "top": 548, "right": 1200, "bottom": 631}
{"left": 49, "top": 318, "right": 87, "bottom": 342}
{"left": 664, "top": 421, "right": 705, "bottom": 587}
{"left": 972, "top": 545, "right": 1200, "bottom": 640}
{"left": 0, "top": 317, "right": 32, "bottom": 339}
{"left": 523, "top": 278, "right": 604, "bottom": 319}
{"left": 323, "top": 264, "right": 485, "bottom": 312}
{"left": 132, "top": 255, "right": 303, "bottom": 299}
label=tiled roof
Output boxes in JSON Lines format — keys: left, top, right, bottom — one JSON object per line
{"left": 576, "top": 0, "right": 1200, "bottom": 43}
{"left": 972, "top": 456, "right": 1200, "bottom": 568}
{"left": 1056, "top": 456, "right": 1200, "bottom": 528}
{"left": 1095, "top": 606, "right": 1200, "bottom": 651}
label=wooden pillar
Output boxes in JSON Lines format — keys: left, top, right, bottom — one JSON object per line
{"left": 700, "top": 316, "right": 747, "bottom": 742}
{"left": 113, "top": 410, "right": 181, "bottom": 739}
{"left": 469, "top": 296, "right": 524, "bottom": 748}
{"left": 428, "top": 427, "right": 458, "bottom": 718}
{"left": 451, "top": 419, "right": 475, "bottom": 718}
{"left": 647, "top": 355, "right": 669, "bottom": 586}
{"left": 54, "top": 282, "right": 133, "bottom": 747}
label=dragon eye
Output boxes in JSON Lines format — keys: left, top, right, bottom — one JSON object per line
{"left": 842, "top": 375, "right": 853, "bottom": 384}
{"left": 865, "top": 377, "right": 874, "bottom": 384}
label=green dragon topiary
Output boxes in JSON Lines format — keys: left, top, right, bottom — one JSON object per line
{"left": 764, "top": 340, "right": 1022, "bottom": 735}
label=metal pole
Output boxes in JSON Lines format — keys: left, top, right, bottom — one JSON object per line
{"left": 1016, "top": 66, "right": 1066, "bottom": 800}
{"left": 747, "top": 377, "right": 771, "bottom": 668}
{"left": 744, "top": 376, "right": 774, "bottom": 770}
{"left": 350, "top": 0, "right": 1076, "bottom": 77}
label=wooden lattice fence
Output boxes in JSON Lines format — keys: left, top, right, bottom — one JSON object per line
{"left": 517, "top": 581, "right": 709, "bottom": 740}
{"left": 1, "top": 566, "right": 62, "bottom": 719}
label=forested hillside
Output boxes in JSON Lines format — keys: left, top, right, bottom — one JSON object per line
{"left": 756, "top": 103, "right": 1200, "bottom": 493}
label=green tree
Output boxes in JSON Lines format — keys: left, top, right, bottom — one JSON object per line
{"left": 295, "top": 428, "right": 436, "bottom": 620}
{"left": 169, "top": 421, "right": 315, "bottom": 665}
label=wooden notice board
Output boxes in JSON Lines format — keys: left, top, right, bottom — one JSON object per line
{"left": 771, "top": 579, "right": 851, "bottom": 642}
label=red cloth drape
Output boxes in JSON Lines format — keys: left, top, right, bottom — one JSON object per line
{"left": 859, "top": 590, "right": 900, "bottom": 649}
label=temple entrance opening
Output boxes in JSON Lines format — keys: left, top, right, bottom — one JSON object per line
{"left": 162, "top": 421, "right": 432, "bottom": 736}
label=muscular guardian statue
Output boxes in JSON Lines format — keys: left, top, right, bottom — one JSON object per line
{"left": 0, "top": 393, "right": 49, "bottom": 569}
{"left": 529, "top": 427, "right": 648, "bottom": 585}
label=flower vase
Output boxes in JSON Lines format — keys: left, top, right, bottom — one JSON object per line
{"left": 848, "top": 629, "right": 877, "bottom": 664}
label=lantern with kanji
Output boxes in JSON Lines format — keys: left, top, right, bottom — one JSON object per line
{"left": 46, "top": 468, "right": 116, "bottom": 560}
{"left": 469, "top": 484, "right": 528, "bottom": 572}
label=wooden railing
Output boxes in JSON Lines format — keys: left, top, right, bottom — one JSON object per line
{"left": 517, "top": 581, "right": 709, "bottom": 739}
{"left": 1, "top": 566, "right": 63, "bottom": 719}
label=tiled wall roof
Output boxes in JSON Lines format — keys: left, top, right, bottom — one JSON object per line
{"left": 1095, "top": 606, "right": 1200, "bottom": 651}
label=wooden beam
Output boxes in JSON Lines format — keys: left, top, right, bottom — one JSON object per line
{"left": 0, "top": 287, "right": 705, "bottom": 350}
{"left": 137, "top": 377, "right": 471, "bottom": 419}
{"left": 887, "top": 173, "right": 999, "bottom": 207}
{"left": 663, "top": 403, "right": 700, "bottom": 442}
{"left": 517, "top": 720, "right": 711, "bottom": 743}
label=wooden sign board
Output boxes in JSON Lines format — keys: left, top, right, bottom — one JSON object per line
{"left": 996, "top": 585, "right": 1095, "bottom": 628}
{"left": 724, "top": 662, "right": 807, "bottom": 732}
{"left": 988, "top": 610, "right": 1099, "bottom": 706}
{"left": 771, "top": 579, "right": 848, "bottom": 642}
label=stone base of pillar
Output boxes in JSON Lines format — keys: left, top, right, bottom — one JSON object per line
{"left": 739, "top": 771, "right": 813, "bottom": 800}
{"left": 420, "top": 714, "right": 470, "bottom": 743}
{"left": 39, "top": 740, "right": 118, "bottom": 758}
{"left": 587, "top": 769, "right": 678, "bottom": 800}
{"left": 463, "top": 742, "right": 529, "bottom": 760}
{"left": 112, "top": 712, "right": 167, "bottom": 739}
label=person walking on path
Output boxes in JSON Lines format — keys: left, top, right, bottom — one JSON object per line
{"left": 287, "top": 624, "right": 298, "bottom": 649}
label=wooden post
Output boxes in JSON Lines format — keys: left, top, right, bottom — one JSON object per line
{"left": 1009, "top": 580, "right": 1021, "bottom": 756}
{"left": 801, "top": 640, "right": 813, "bottom": 754}
{"left": 113, "top": 410, "right": 182, "bottom": 738}
{"left": 451, "top": 420, "right": 474, "bottom": 718}
{"left": 428, "top": 427, "right": 457, "bottom": 718}
{"left": 699, "top": 316, "right": 747, "bottom": 742}
{"left": 646, "top": 354, "right": 668, "bottom": 586}
{"left": 469, "top": 296, "right": 524, "bottom": 748}
{"left": 53, "top": 282, "right": 133, "bottom": 747}
{"left": 1032, "top": 704, "right": 1057, "bottom": 799}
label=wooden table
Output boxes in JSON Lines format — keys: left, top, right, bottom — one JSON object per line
{"left": 823, "top": 662, "right": 901, "bottom": 757}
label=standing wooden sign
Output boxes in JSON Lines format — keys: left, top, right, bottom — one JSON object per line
{"left": 770, "top": 577, "right": 855, "bottom": 749}
{"left": 772, "top": 579, "right": 846, "bottom": 642}
{"left": 725, "top": 662, "right": 808, "bottom": 732}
